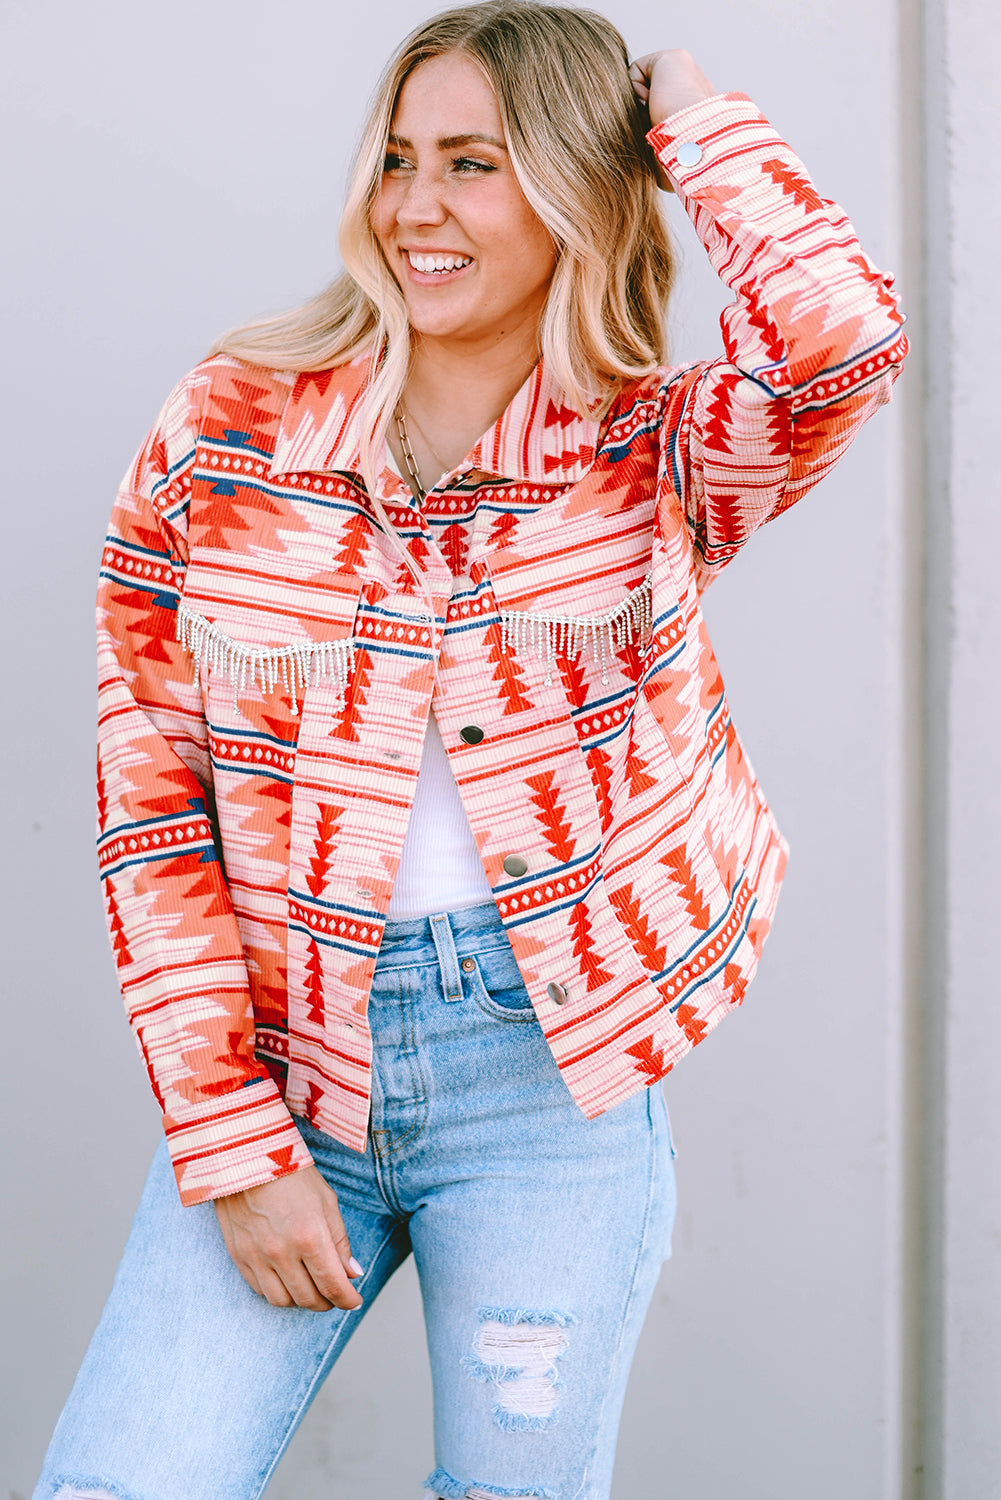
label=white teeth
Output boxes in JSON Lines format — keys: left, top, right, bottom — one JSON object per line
{"left": 407, "top": 251, "right": 472, "bottom": 274}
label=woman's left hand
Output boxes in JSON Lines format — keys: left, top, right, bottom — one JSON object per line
{"left": 630, "top": 51, "right": 716, "bottom": 189}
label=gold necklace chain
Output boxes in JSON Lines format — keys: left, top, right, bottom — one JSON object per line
{"left": 395, "top": 407, "right": 427, "bottom": 508}
{"left": 401, "top": 402, "right": 452, "bottom": 476}
{"left": 395, "top": 402, "right": 456, "bottom": 510}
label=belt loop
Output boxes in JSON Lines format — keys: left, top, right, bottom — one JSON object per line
{"left": 429, "top": 912, "right": 462, "bottom": 1001}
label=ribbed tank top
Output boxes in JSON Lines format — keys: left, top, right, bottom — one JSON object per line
{"left": 386, "top": 709, "right": 493, "bottom": 920}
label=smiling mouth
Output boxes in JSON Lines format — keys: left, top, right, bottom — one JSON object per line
{"left": 406, "top": 250, "right": 473, "bottom": 274}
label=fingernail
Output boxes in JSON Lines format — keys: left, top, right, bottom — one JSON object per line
{"left": 347, "top": 1256, "right": 363, "bottom": 1277}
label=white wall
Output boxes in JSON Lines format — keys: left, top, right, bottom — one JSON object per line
{"left": 2, "top": 1, "right": 995, "bottom": 1496}
{"left": 918, "top": 0, "right": 1001, "bottom": 1493}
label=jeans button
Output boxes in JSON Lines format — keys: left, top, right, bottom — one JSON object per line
{"left": 461, "top": 956, "right": 476, "bottom": 973}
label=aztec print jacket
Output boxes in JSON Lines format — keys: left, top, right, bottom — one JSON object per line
{"left": 97, "top": 93, "right": 907, "bottom": 1205}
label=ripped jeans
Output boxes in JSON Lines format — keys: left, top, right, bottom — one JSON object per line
{"left": 34, "top": 901, "right": 677, "bottom": 1500}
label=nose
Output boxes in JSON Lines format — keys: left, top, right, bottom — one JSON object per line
{"left": 394, "top": 168, "right": 448, "bottom": 229}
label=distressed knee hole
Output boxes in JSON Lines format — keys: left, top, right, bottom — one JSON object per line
{"left": 53, "top": 1487, "right": 123, "bottom": 1500}
{"left": 462, "top": 1306, "right": 576, "bottom": 1432}
{"left": 466, "top": 1489, "right": 551, "bottom": 1500}
{"left": 424, "top": 1468, "right": 555, "bottom": 1499}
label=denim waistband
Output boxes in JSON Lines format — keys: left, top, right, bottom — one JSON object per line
{"left": 377, "top": 900, "right": 503, "bottom": 957}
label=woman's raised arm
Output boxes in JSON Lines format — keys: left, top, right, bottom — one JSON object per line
{"left": 631, "top": 54, "right": 907, "bottom": 585}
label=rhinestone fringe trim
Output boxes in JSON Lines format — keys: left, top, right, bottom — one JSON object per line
{"left": 176, "top": 600, "right": 354, "bottom": 715}
{"left": 499, "top": 575, "right": 653, "bottom": 686}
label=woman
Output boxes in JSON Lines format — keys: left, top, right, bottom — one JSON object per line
{"left": 35, "top": 4, "right": 907, "bottom": 1498}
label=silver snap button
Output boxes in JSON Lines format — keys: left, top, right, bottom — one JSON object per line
{"left": 384, "top": 748, "right": 403, "bottom": 761}
{"left": 546, "top": 981, "right": 568, "bottom": 1005}
{"left": 676, "top": 141, "right": 703, "bottom": 167}
{"left": 460, "top": 724, "right": 485, "bottom": 745}
{"left": 503, "top": 854, "right": 528, "bottom": 877}
{"left": 461, "top": 956, "right": 476, "bottom": 973}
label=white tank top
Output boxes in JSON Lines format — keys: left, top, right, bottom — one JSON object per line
{"left": 387, "top": 708, "right": 493, "bottom": 920}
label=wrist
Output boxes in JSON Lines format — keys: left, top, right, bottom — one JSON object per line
{"left": 651, "top": 84, "right": 716, "bottom": 124}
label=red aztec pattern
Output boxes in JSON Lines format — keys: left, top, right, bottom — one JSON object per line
{"left": 96, "top": 93, "right": 906, "bottom": 1203}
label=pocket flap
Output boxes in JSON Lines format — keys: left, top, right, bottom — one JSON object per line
{"left": 177, "top": 568, "right": 362, "bottom": 713}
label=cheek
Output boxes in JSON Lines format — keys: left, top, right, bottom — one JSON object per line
{"left": 515, "top": 224, "right": 557, "bottom": 290}
{"left": 503, "top": 200, "right": 556, "bottom": 285}
{"left": 369, "top": 187, "right": 396, "bottom": 247}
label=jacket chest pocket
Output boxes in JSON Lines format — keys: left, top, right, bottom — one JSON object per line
{"left": 177, "top": 566, "right": 362, "bottom": 722}
{"left": 483, "top": 541, "right": 653, "bottom": 692}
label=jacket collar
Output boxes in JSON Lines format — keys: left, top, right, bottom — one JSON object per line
{"left": 269, "top": 355, "right": 600, "bottom": 486}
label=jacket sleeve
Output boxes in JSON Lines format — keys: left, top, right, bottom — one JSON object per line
{"left": 96, "top": 371, "right": 313, "bottom": 1205}
{"left": 648, "top": 93, "right": 908, "bottom": 587}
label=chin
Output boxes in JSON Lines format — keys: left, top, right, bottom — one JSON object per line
{"left": 406, "top": 310, "right": 481, "bottom": 341}
{"left": 403, "top": 287, "right": 480, "bottom": 328}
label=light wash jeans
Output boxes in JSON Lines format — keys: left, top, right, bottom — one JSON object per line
{"left": 34, "top": 901, "right": 677, "bottom": 1500}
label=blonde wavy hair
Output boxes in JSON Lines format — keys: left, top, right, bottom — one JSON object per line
{"left": 212, "top": 1, "right": 675, "bottom": 593}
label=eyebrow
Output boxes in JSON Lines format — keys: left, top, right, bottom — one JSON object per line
{"left": 387, "top": 132, "right": 507, "bottom": 151}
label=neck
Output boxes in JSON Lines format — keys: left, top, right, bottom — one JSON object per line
{"left": 402, "top": 323, "right": 541, "bottom": 469}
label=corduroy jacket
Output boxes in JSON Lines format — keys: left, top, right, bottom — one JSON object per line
{"left": 97, "top": 93, "right": 907, "bottom": 1205}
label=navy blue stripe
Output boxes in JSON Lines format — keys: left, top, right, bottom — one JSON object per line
{"left": 794, "top": 364, "right": 897, "bottom": 411}
{"left": 647, "top": 874, "right": 749, "bottom": 984}
{"left": 495, "top": 842, "right": 602, "bottom": 896}
{"left": 502, "top": 871, "right": 603, "bottom": 927}
{"left": 99, "top": 844, "right": 216, "bottom": 879}
{"left": 198, "top": 434, "right": 274, "bottom": 460}
{"left": 97, "top": 803, "right": 209, "bottom": 840}
{"left": 288, "top": 888, "right": 383, "bottom": 920}
{"left": 99, "top": 571, "right": 179, "bottom": 605}
{"left": 287, "top": 922, "right": 376, "bottom": 959}
{"left": 569, "top": 684, "right": 637, "bottom": 719}
{"left": 207, "top": 723, "right": 298, "bottom": 749}
{"left": 104, "top": 536, "right": 176, "bottom": 562}
{"left": 190, "top": 472, "right": 365, "bottom": 515}
{"left": 149, "top": 447, "right": 196, "bottom": 496}
{"left": 209, "top": 758, "right": 295, "bottom": 785}
{"left": 358, "top": 640, "right": 437, "bottom": 664}
{"left": 664, "top": 893, "right": 758, "bottom": 1005}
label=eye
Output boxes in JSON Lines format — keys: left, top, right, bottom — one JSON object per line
{"left": 383, "top": 152, "right": 413, "bottom": 174}
{"left": 451, "top": 156, "right": 497, "bottom": 175}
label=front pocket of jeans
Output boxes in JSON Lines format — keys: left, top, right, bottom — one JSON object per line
{"left": 464, "top": 945, "right": 537, "bottom": 1022}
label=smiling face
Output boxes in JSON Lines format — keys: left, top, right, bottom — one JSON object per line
{"left": 370, "top": 52, "right": 558, "bottom": 354}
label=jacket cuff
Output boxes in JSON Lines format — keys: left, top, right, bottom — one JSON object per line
{"left": 163, "top": 1076, "right": 314, "bottom": 1206}
{"left": 647, "top": 91, "right": 783, "bottom": 192}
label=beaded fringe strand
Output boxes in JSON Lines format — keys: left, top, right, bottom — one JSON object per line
{"left": 176, "top": 601, "right": 354, "bottom": 715}
{"left": 499, "top": 575, "right": 653, "bottom": 686}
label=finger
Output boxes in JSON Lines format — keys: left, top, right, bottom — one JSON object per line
{"left": 257, "top": 1266, "right": 295, "bottom": 1308}
{"left": 231, "top": 1257, "right": 266, "bottom": 1299}
{"left": 277, "top": 1259, "right": 339, "bottom": 1313}
{"left": 293, "top": 1176, "right": 364, "bottom": 1307}
{"left": 320, "top": 1191, "right": 361, "bottom": 1275}
{"left": 306, "top": 1245, "right": 364, "bottom": 1311}
{"left": 312, "top": 1234, "right": 364, "bottom": 1308}
{"left": 270, "top": 1222, "right": 361, "bottom": 1309}
{"left": 628, "top": 62, "right": 650, "bottom": 101}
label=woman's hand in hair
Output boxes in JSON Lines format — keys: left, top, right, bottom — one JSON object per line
{"left": 630, "top": 50, "right": 716, "bottom": 187}
{"left": 214, "top": 1165, "right": 364, "bottom": 1312}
